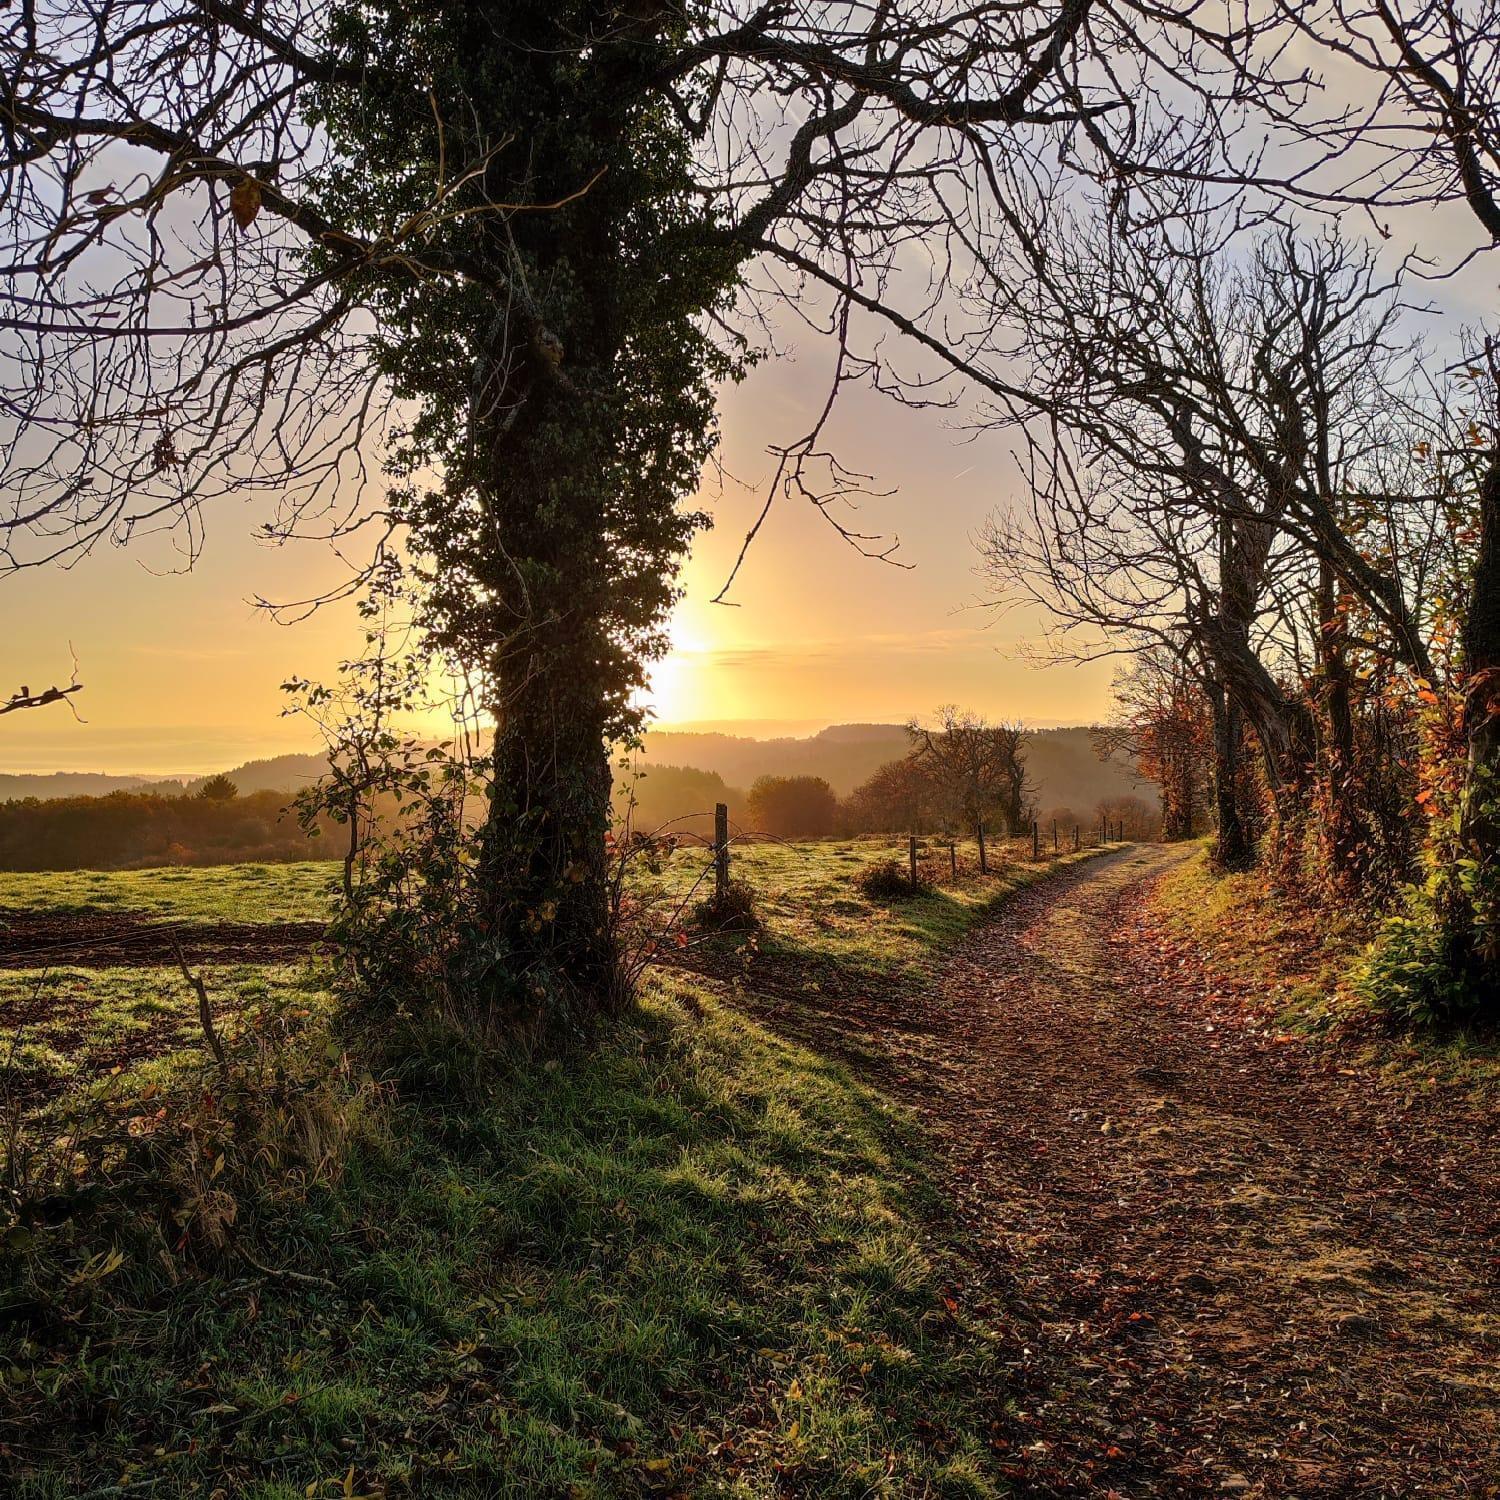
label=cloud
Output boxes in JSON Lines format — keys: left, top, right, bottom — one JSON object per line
{"left": 677, "top": 627, "right": 1013, "bottom": 672}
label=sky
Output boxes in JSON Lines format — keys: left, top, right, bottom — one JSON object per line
{"left": 0, "top": 340, "right": 1117, "bottom": 777}
{"left": 5, "top": 23, "right": 1493, "bottom": 779}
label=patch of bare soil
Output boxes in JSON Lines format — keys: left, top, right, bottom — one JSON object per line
{"left": 0, "top": 909, "right": 325, "bottom": 968}
{"left": 703, "top": 848, "right": 1500, "bottom": 1496}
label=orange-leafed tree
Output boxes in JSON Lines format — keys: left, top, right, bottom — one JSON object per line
{"left": 1098, "top": 652, "right": 1213, "bottom": 842}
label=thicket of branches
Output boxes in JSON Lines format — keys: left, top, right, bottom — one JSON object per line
{"left": 980, "top": 3, "right": 1500, "bottom": 1022}
{"left": 6, "top": 0, "right": 1499, "bottom": 1031}
{"left": 906, "top": 708, "right": 1033, "bottom": 870}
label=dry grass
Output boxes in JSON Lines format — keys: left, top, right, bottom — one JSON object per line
{"left": 1150, "top": 843, "right": 1500, "bottom": 1100}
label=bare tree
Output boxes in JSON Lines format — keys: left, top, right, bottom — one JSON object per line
{"left": 909, "top": 707, "right": 1030, "bottom": 872}
{"left": 1266, "top": 0, "right": 1500, "bottom": 976}
{"left": 982, "top": 207, "right": 1451, "bottom": 873}
{"left": 0, "top": 0, "right": 1304, "bottom": 1014}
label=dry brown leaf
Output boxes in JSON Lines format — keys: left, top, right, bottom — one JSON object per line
{"left": 230, "top": 176, "right": 261, "bottom": 229}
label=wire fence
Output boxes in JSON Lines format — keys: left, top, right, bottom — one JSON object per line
{"left": 0, "top": 809, "right": 1138, "bottom": 975}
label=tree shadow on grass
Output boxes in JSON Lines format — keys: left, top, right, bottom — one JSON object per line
{"left": 0, "top": 980, "right": 1012, "bottom": 1499}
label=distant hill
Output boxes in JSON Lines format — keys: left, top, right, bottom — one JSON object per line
{"left": 635, "top": 723, "right": 1148, "bottom": 810}
{"left": 0, "top": 725, "right": 1150, "bottom": 820}
{"left": 1024, "top": 728, "right": 1151, "bottom": 817}
{"left": 180, "top": 753, "right": 330, "bottom": 797}
{"left": 0, "top": 752, "right": 333, "bottom": 803}
{"left": 0, "top": 771, "right": 161, "bottom": 801}
{"left": 636, "top": 725, "right": 909, "bottom": 797}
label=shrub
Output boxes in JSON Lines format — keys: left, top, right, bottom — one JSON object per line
{"left": 855, "top": 859, "right": 929, "bottom": 901}
{"left": 694, "top": 878, "right": 759, "bottom": 933}
{"left": 1355, "top": 885, "right": 1488, "bottom": 1028}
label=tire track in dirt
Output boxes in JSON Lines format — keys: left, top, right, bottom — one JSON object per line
{"left": 0, "top": 909, "right": 325, "bottom": 968}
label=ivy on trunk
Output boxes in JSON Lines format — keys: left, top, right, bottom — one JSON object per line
{"left": 313, "top": 0, "right": 739, "bottom": 1018}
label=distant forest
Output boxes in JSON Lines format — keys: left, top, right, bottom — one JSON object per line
{"left": 623, "top": 725, "right": 1149, "bottom": 839}
{"left": 0, "top": 788, "right": 329, "bottom": 871}
{"left": 0, "top": 725, "right": 1149, "bottom": 870}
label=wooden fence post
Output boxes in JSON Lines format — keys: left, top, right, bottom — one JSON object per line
{"left": 1031, "top": 820, "right": 1039, "bottom": 860}
{"left": 909, "top": 833, "right": 918, "bottom": 885}
{"left": 1052, "top": 819, "right": 1058, "bottom": 854}
{"left": 714, "top": 802, "right": 730, "bottom": 900}
{"left": 977, "top": 819, "right": 988, "bottom": 876}
{"left": 1073, "top": 825, "right": 1079, "bottom": 851}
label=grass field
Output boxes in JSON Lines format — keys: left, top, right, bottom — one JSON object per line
{"left": 651, "top": 833, "right": 1099, "bottom": 977}
{"left": 0, "top": 963, "right": 326, "bottom": 1103}
{"left": 0, "top": 833, "right": 1076, "bottom": 938}
{"left": 0, "top": 860, "right": 341, "bottom": 923}
{"left": 0, "top": 837, "right": 1108, "bottom": 1496}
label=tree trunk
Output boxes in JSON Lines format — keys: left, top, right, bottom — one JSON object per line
{"left": 459, "top": 11, "right": 678, "bottom": 1021}
{"left": 1210, "top": 684, "right": 1254, "bottom": 870}
{"left": 1200, "top": 602, "right": 1316, "bottom": 874}
{"left": 1161, "top": 738, "right": 1195, "bottom": 840}
{"left": 481, "top": 671, "right": 618, "bottom": 1016}
{"left": 464, "top": 180, "right": 629, "bottom": 1021}
{"left": 1203, "top": 508, "right": 1312, "bottom": 836}
{"left": 464, "top": 319, "right": 628, "bottom": 1016}
{"left": 1452, "top": 446, "right": 1500, "bottom": 996}
{"left": 1316, "top": 558, "right": 1361, "bottom": 889}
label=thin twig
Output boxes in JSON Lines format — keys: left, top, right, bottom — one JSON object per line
{"left": 169, "top": 934, "right": 229, "bottom": 1081}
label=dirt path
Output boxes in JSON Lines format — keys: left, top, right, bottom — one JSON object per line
{"left": 813, "top": 848, "right": 1498, "bottom": 1496}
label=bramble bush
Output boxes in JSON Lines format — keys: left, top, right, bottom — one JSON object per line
{"left": 855, "top": 858, "right": 931, "bottom": 902}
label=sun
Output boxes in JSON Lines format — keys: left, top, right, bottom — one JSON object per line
{"left": 639, "top": 614, "right": 711, "bottom": 725}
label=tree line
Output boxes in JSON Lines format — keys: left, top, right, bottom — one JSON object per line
{"left": 0, "top": 716, "right": 1146, "bottom": 870}
{"left": 642, "top": 710, "right": 1155, "bottom": 844}
{"left": 0, "top": 779, "right": 338, "bottom": 871}
{"left": 629, "top": 709, "right": 1039, "bottom": 845}
{"left": 985, "top": 194, "right": 1500, "bottom": 1017}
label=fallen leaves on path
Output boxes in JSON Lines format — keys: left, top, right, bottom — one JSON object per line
{"left": 711, "top": 848, "right": 1500, "bottom": 1496}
